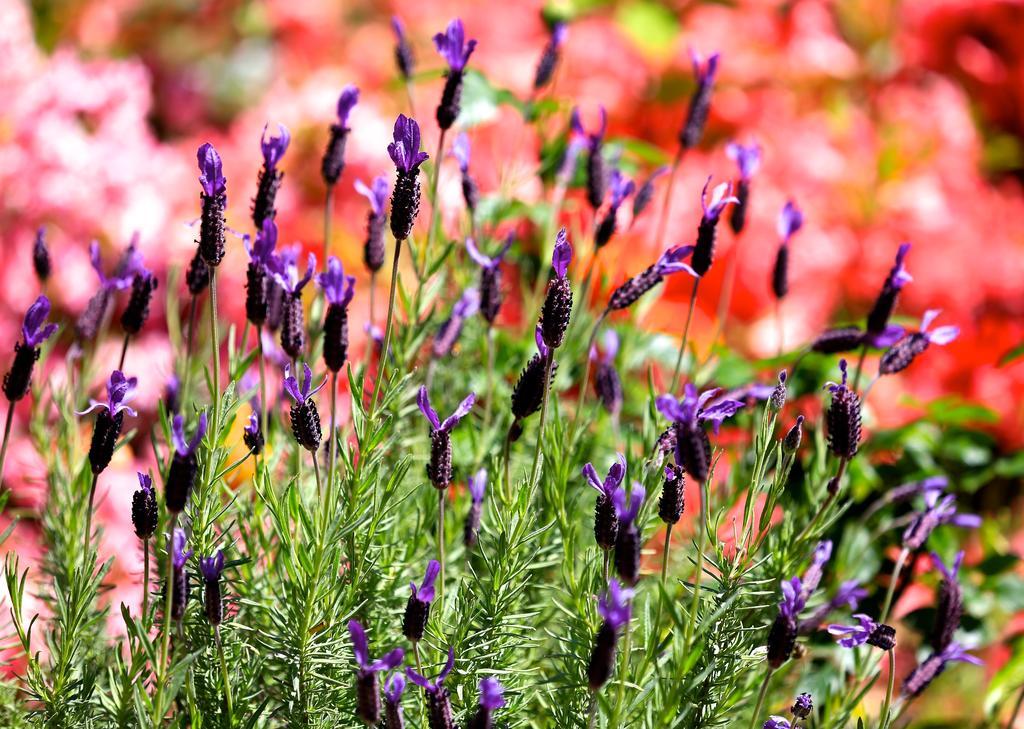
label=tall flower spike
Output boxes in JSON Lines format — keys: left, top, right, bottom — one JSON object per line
{"left": 131, "top": 472, "right": 158, "bottom": 540}
{"left": 355, "top": 176, "right": 390, "bottom": 273}
{"left": 384, "top": 671, "right": 407, "bottom": 729}
{"left": 80, "top": 370, "right": 138, "bottom": 475}
{"left": 691, "top": 177, "right": 738, "bottom": 277}
{"left": 572, "top": 106, "right": 609, "bottom": 209}
{"left": 76, "top": 239, "right": 140, "bottom": 340}
{"left": 467, "top": 234, "right": 514, "bottom": 325}
{"left": 930, "top": 551, "right": 965, "bottom": 653}
{"left": 392, "top": 16, "right": 414, "bottom": 79}
{"left": 199, "top": 550, "right": 226, "bottom": 626}
{"left": 509, "top": 326, "right": 558, "bottom": 440}
{"left": 418, "top": 386, "right": 475, "bottom": 489}
{"left": 867, "top": 242, "right": 912, "bottom": 335}
{"left": 244, "top": 219, "right": 277, "bottom": 326}
{"left": 901, "top": 642, "right": 981, "bottom": 699}
{"left": 253, "top": 123, "right": 290, "bottom": 228}
{"left": 389, "top": 115, "right": 429, "bottom": 240}
{"left": 432, "top": 288, "right": 479, "bottom": 359}
{"left": 588, "top": 579, "right": 633, "bottom": 690}
{"left": 582, "top": 454, "right": 626, "bottom": 551}
{"left": 534, "top": 20, "right": 567, "bottom": 90}
{"left": 772, "top": 200, "right": 803, "bottom": 300}
{"left": 464, "top": 468, "right": 487, "bottom": 548}
{"left": 269, "top": 249, "right": 316, "bottom": 359}
{"left": 121, "top": 268, "right": 159, "bottom": 336}
{"left": 284, "top": 363, "right": 325, "bottom": 453}
{"left": 452, "top": 132, "right": 479, "bottom": 213}
{"left": 879, "top": 309, "right": 960, "bottom": 375}
{"left": 243, "top": 411, "right": 264, "bottom": 455}
{"left": 594, "top": 169, "right": 636, "bottom": 249}
{"left": 165, "top": 412, "right": 208, "bottom": 512}
{"left": 656, "top": 384, "right": 744, "bottom": 482}
{"left": 406, "top": 647, "right": 456, "bottom": 729}
{"left": 606, "top": 245, "right": 696, "bottom": 312}
{"left": 767, "top": 577, "right": 803, "bottom": 668}
{"left": 32, "top": 227, "right": 50, "bottom": 282}
{"left": 592, "top": 329, "right": 623, "bottom": 416}
{"left": 403, "top": 560, "right": 441, "bottom": 642}
{"left": 824, "top": 360, "right": 861, "bottom": 460}
{"left": 725, "top": 141, "right": 761, "bottom": 235}
{"left": 613, "top": 485, "right": 645, "bottom": 586}
{"left": 170, "top": 527, "right": 192, "bottom": 620}
{"left": 318, "top": 257, "right": 357, "bottom": 372}
{"left": 467, "top": 677, "right": 506, "bottom": 729}
{"left": 349, "top": 620, "right": 406, "bottom": 726}
{"left": 433, "top": 19, "right": 477, "bottom": 129}
{"left": 659, "top": 463, "right": 685, "bottom": 525}
{"left": 539, "top": 229, "right": 573, "bottom": 349}
{"left": 679, "top": 49, "right": 720, "bottom": 149}
{"left": 4, "top": 296, "right": 59, "bottom": 403}
{"left": 902, "top": 489, "right": 980, "bottom": 551}
{"left": 322, "top": 86, "right": 359, "bottom": 187}
{"left": 196, "top": 142, "right": 227, "bottom": 267}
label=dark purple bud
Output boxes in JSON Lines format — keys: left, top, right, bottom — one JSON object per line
{"left": 253, "top": 123, "right": 289, "bottom": 228}
{"left": 285, "top": 364, "right": 325, "bottom": 453}
{"left": 432, "top": 288, "right": 479, "bottom": 359}
{"left": 384, "top": 672, "right": 406, "bottom": 729}
{"left": 200, "top": 550, "right": 226, "bottom": 626}
{"left": 32, "top": 227, "right": 50, "bottom": 282}
{"left": 691, "top": 178, "right": 738, "bottom": 276}
{"left": 632, "top": 166, "right": 668, "bottom": 220}
{"left": 131, "top": 472, "right": 158, "bottom": 539}
{"left": 679, "top": 49, "right": 719, "bottom": 149}
{"left": 540, "top": 229, "right": 573, "bottom": 348}
{"left": 828, "top": 614, "right": 896, "bottom": 650}
{"left": 4, "top": 296, "right": 57, "bottom": 402}
{"left": 403, "top": 560, "right": 441, "bottom": 642}
{"left": 588, "top": 580, "right": 633, "bottom": 690}
{"left": 867, "top": 243, "right": 912, "bottom": 335}
{"left": 782, "top": 415, "right": 804, "bottom": 454}
{"left": 659, "top": 463, "right": 685, "bottom": 524}
{"left": 612, "top": 485, "right": 645, "bottom": 586}
{"left": 464, "top": 468, "right": 487, "bottom": 548}
{"left": 791, "top": 693, "right": 812, "bottom": 719}
{"left": 583, "top": 455, "right": 626, "bottom": 551}
{"left": 510, "top": 328, "right": 557, "bottom": 432}
{"left": 533, "top": 21, "right": 567, "bottom": 90}
{"left": 170, "top": 528, "right": 192, "bottom": 621}
{"left": 771, "top": 244, "right": 789, "bottom": 300}
{"left": 121, "top": 271, "right": 158, "bottom": 335}
{"left": 165, "top": 412, "right": 208, "bottom": 512}
{"left": 406, "top": 647, "right": 456, "bottom": 729}
{"left": 607, "top": 246, "right": 696, "bottom": 312}
{"left": 879, "top": 310, "right": 959, "bottom": 376}
{"left": 185, "top": 248, "right": 210, "bottom": 296}
{"left": 768, "top": 371, "right": 788, "bottom": 411}
{"left": 349, "top": 620, "right": 406, "bottom": 726}
{"left": 418, "top": 387, "right": 475, "bottom": 488}
{"left": 811, "top": 326, "right": 864, "bottom": 354}
{"left": 392, "top": 16, "right": 414, "bottom": 80}
{"left": 432, "top": 20, "right": 476, "bottom": 129}
{"left": 243, "top": 411, "right": 264, "bottom": 455}
{"left": 930, "top": 551, "right": 964, "bottom": 654}
{"left": 902, "top": 491, "right": 980, "bottom": 552}
{"left": 767, "top": 578, "right": 802, "bottom": 668}
{"left": 824, "top": 360, "right": 860, "bottom": 460}
{"left": 572, "top": 106, "right": 609, "bottom": 209}
{"left": 901, "top": 643, "right": 981, "bottom": 699}
{"left": 196, "top": 143, "right": 227, "bottom": 267}
{"left": 466, "top": 677, "right": 505, "bottom": 729}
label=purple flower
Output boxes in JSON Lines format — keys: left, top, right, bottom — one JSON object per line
{"left": 336, "top": 85, "right": 359, "bottom": 128}
{"left": 268, "top": 250, "right": 316, "bottom": 296}
{"left": 349, "top": 620, "right": 405, "bottom": 676}
{"left": 797, "top": 540, "right": 833, "bottom": 604}
{"left": 887, "top": 243, "right": 913, "bottom": 290}
{"left": 763, "top": 717, "right": 791, "bottom": 729}
{"left": 478, "top": 677, "right": 505, "bottom": 710}
{"left": 197, "top": 142, "right": 226, "bottom": 197}
{"left": 78, "top": 370, "right": 139, "bottom": 418}
{"left": 798, "top": 580, "right": 869, "bottom": 635}
{"left": 199, "top": 549, "right": 225, "bottom": 582}
{"left": 392, "top": 16, "right": 414, "bottom": 79}
{"left": 632, "top": 166, "right": 669, "bottom": 219}
{"left": 246, "top": 218, "right": 278, "bottom": 265}
{"left": 452, "top": 132, "right": 471, "bottom": 173}
{"left": 466, "top": 235, "right": 513, "bottom": 272}
{"left": 914, "top": 310, "right": 960, "bottom": 345}
{"left": 571, "top": 105, "right": 607, "bottom": 151}
{"left": 410, "top": 560, "right": 441, "bottom": 604}
{"left": 777, "top": 200, "right": 803, "bottom": 243}
{"left": 726, "top": 142, "right": 761, "bottom": 181}
{"left": 21, "top": 295, "right": 59, "bottom": 347}
{"left": 406, "top": 646, "right": 455, "bottom": 694}
{"left": 613, "top": 484, "right": 645, "bottom": 526}
{"left": 284, "top": 363, "right": 326, "bottom": 404}
{"left": 656, "top": 384, "right": 744, "bottom": 435}
{"left": 171, "top": 412, "right": 208, "bottom": 457}
{"left": 902, "top": 490, "right": 981, "bottom": 551}
{"left": 700, "top": 177, "right": 738, "bottom": 224}
{"left": 433, "top": 288, "right": 479, "bottom": 358}
{"left": 355, "top": 176, "right": 390, "bottom": 216}
{"left": 388, "top": 115, "right": 429, "bottom": 173}
{"left": 385, "top": 671, "right": 406, "bottom": 703}
{"left": 469, "top": 468, "right": 487, "bottom": 504}
{"left": 690, "top": 48, "right": 719, "bottom": 86}
{"left": 244, "top": 411, "right": 260, "bottom": 438}
{"left": 417, "top": 386, "right": 476, "bottom": 433}
{"left": 534, "top": 323, "right": 551, "bottom": 360}
{"left": 89, "top": 241, "right": 140, "bottom": 292}
{"left": 827, "top": 614, "right": 877, "bottom": 648}
{"left": 582, "top": 453, "right": 626, "bottom": 499}
{"left": 932, "top": 550, "right": 964, "bottom": 584}
{"left": 607, "top": 169, "right": 635, "bottom": 210}
{"left": 433, "top": 19, "right": 477, "bottom": 72}
{"left": 317, "top": 256, "right": 356, "bottom": 307}
{"left": 598, "top": 578, "right": 634, "bottom": 630}
{"left": 260, "top": 123, "right": 290, "bottom": 170}
{"left": 590, "top": 329, "right": 620, "bottom": 364}
{"left": 552, "top": 228, "right": 572, "bottom": 278}
{"left": 172, "top": 527, "right": 192, "bottom": 570}
{"left": 779, "top": 577, "right": 805, "bottom": 619}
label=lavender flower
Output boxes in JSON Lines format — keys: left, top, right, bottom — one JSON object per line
{"left": 791, "top": 693, "right": 812, "bottom": 720}
{"left": 613, "top": 485, "right": 645, "bottom": 586}
{"left": 403, "top": 560, "right": 441, "bottom": 642}
{"left": 879, "top": 309, "right": 959, "bottom": 375}
{"left": 902, "top": 490, "right": 981, "bottom": 551}
{"left": 591, "top": 330, "right": 623, "bottom": 416}
{"left": 691, "top": 177, "right": 738, "bottom": 277}
{"left": 318, "top": 256, "right": 356, "bottom": 372}
{"left": 432, "top": 288, "right": 479, "bottom": 359}
{"left": 632, "top": 166, "right": 669, "bottom": 220}
{"left": 199, "top": 549, "right": 226, "bottom": 626}
{"left": 533, "top": 20, "right": 567, "bottom": 90}
{"left": 771, "top": 201, "right": 803, "bottom": 300}
{"left": 767, "top": 578, "right": 802, "bottom": 668}
{"left": 594, "top": 169, "right": 636, "bottom": 249}
{"left": 349, "top": 620, "right": 406, "bottom": 726}
{"left": 588, "top": 579, "right": 633, "bottom": 690}
{"left": 389, "top": 115, "right": 429, "bottom": 240}
{"left": 418, "top": 386, "right": 475, "bottom": 489}
{"left": 165, "top": 412, "right": 208, "bottom": 513}
{"left": 185, "top": 248, "right": 210, "bottom": 296}
{"left": 659, "top": 463, "right": 685, "bottom": 525}
{"left": 824, "top": 360, "right": 860, "bottom": 460}
{"left": 725, "top": 141, "right": 761, "bottom": 235}
{"left": 32, "top": 227, "right": 50, "bottom": 282}
{"left": 356, "top": 176, "right": 390, "bottom": 273}
{"left": 121, "top": 267, "right": 158, "bottom": 336}
{"left": 467, "top": 235, "right": 514, "bottom": 325}
{"left": 131, "top": 472, "right": 158, "bottom": 540}
{"left": 244, "top": 219, "right": 277, "bottom": 327}
{"left": 583, "top": 454, "right": 626, "bottom": 551}
{"left": 782, "top": 415, "right": 805, "bottom": 454}
{"left": 572, "top": 106, "right": 609, "bottom": 210}
{"left": 322, "top": 86, "right": 358, "bottom": 187}
{"left": 867, "top": 243, "right": 912, "bottom": 336}
{"left": 901, "top": 642, "right": 981, "bottom": 698}
{"left": 164, "top": 375, "right": 180, "bottom": 414}
{"left": 509, "top": 327, "right": 558, "bottom": 440}
{"left": 930, "top": 551, "right": 964, "bottom": 653}
{"left": 384, "top": 671, "right": 406, "bottom": 729}
{"left": 407, "top": 647, "right": 456, "bottom": 729}
{"left": 243, "top": 411, "right": 264, "bottom": 455}
{"left": 284, "top": 363, "right": 325, "bottom": 453}
{"left": 827, "top": 614, "right": 896, "bottom": 650}
{"left": 452, "top": 132, "right": 479, "bottom": 213}
{"left": 763, "top": 718, "right": 791, "bottom": 729}
{"left": 606, "top": 245, "right": 696, "bottom": 312}
{"left": 392, "top": 16, "right": 414, "bottom": 80}
{"left": 464, "top": 468, "right": 487, "bottom": 548}
{"left": 656, "top": 385, "right": 744, "bottom": 482}
{"left": 197, "top": 142, "right": 227, "bottom": 267}
{"left": 810, "top": 326, "right": 866, "bottom": 354}
{"left": 4, "top": 295, "right": 58, "bottom": 402}
{"left": 797, "top": 541, "right": 832, "bottom": 605}
{"left": 433, "top": 19, "right": 477, "bottom": 129}
{"left": 76, "top": 240, "right": 140, "bottom": 340}
{"left": 864, "top": 475, "right": 948, "bottom": 518}
{"left": 467, "top": 677, "right": 505, "bottom": 729}
{"left": 253, "top": 123, "right": 290, "bottom": 228}
{"left": 679, "top": 49, "right": 720, "bottom": 150}
{"left": 80, "top": 370, "right": 138, "bottom": 475}
{"left": 269, "top": 249, "right": 316, "bottom": 359}
{"left": 170, "top": 528, "right": 192, "bottom": 620}
{"left": 539, "top": 229, "right": 573, "bottom": 349}
{"left": 798, "top": 579, "right": 868, "bottom": 635}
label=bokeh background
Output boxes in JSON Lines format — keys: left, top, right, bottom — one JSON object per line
{"left": 1, "top": 0, "right": 1023, "bottom": 719}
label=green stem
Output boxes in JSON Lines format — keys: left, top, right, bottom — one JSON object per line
{"left": 181, "top": 295, "right": 198, "bottom": 409}
{"left": 851, "top": 341, "right": 870, "bottom": 393}
{"left": 118, "top": 332, "right": 130, "bottom": 371}
{"left": 83, "top": 472, "right": 98, "bottom": 560}
{"left": 669, "top": 278, "right": 701, "bottom": 393}
{"left": 684, "top": 473, "right": 710, "bottom": 649}
{"left": 654, "top": 146, "right": 684, "bottom": 250}
{"left": 209, "top": 268, "right": 221, "bottom": 462}
{"left": 419, "top": 129, "right": 448, "bottom": 277}
{"left": 437, "top": 489, "right": 446, "bottom": 615}
{"left": 661, "top": 524, "right": 673, "bottom": 583}
{"left": 503, "top": 426, "right": 514, "bottom": 500}
{"left": 573, "top": 310, "right": 608, "bottom": 431}
{"left": 748, "top": 669, "right": 774, "bottom": 729}
{"left": 483, "top": 327, "right": 495, "bottom": 438}
{"left": 0, "top": 404, "right": 15, "bottom": 488}
{"left": 369, "top": 237, "right": 403, "bottom": 419}
{"left": 611, "top": 614, "right": 633, "bottom": 728}
{"left": 795, "top": 457, "right": 848, "bottom": 544}
{"left": 323, "top": 185, "right": 334, "bottom": 273}
{"left": 528, "top": 352, "right": 555, "bottom": 491}
{"left": 142, "top": 537, "right": 150, "bottom": 622}
{"left": 153, "top": 511, "right": 179, "bottom": 725}
{"left": 258, "top": 327, "right": 268, "bottom": 448}
{"left": 879, "top": 649, "right": 896, "bottom": 729}
{"left": 312, "top": 449, "right": 324, "bottom": 499}
{"left": 328, "top": 371, "right": 338, "bottom": 500}
{"left": 1007, "top": 682, "right": 1024, "bottom": 729}
{"left": 215, "top": 626, "right": 234, "bottom": 726}
{"left": 879, "top": 548, "right": 909, "bottom": 625}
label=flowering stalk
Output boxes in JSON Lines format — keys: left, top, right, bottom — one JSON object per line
{"left": 200, "top": 551, "right": 232, "bottom": 722}
{"left": 392, "top": 17, "right": 416, "bottom": 114}
{"left": 197, "top": 142, "right": 227, "bottom": 460}
{"left": 356, "top": 175, "right": 390, "bottom": 327}
{"left": 771, "top": 200, "right": 803, "bottom": 355}
{"left": 317, "top": 256, "right": 356, "bottom": 490}
{"left": 321, "top": 86, "right": 359, "bottom": 271}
